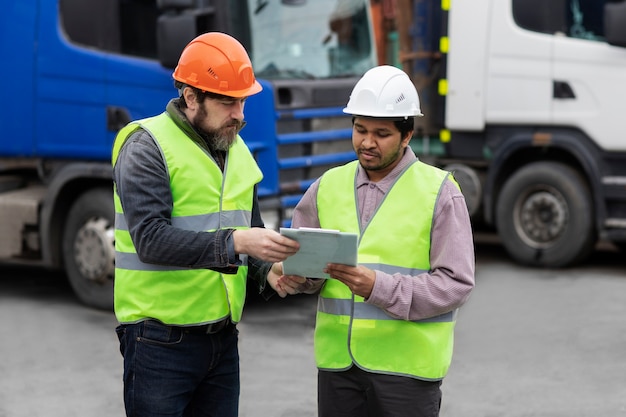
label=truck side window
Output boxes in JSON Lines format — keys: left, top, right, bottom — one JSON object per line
{"left": 59, "top": 0, "right": 158, "bottom": 59}
{"left": 567, "top": 0, "right": 605, "bottom": 41}
{"left": 513, "top": 0, "right": 606, "bottom": 42}
{"left": 512, "top": 0, "right": 566, "bottom": 35}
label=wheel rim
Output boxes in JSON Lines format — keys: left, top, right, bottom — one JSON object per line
{"left": 73, "top": 216, "right": 115, "bottom": 284}
{"left": 513, "top": 187, "right": 569, "bottom": 249}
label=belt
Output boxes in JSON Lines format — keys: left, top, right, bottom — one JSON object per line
{"left": 180, "top": 319, "right": 230, "bottom": 334}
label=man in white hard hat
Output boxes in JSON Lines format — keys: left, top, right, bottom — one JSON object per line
{"left": 279, "top": 65, "right": 475, "bottom": 416}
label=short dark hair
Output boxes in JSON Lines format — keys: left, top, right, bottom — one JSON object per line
{"left": 393, "top": 117, "right": 416, "bottom": 140}
{"left": 174, "top": 81, "right": 235, "bottom": 109}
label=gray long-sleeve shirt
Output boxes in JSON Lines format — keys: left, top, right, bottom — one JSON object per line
{"left": 291, "top": 147, "right": 475, "bottom": 320}
{"left": 113, "top": 99, "right": 272, "bottom": 295}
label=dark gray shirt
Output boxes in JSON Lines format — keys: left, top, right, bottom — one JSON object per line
{"left": 113, "top": 99, "right": 272, "bottom": 295}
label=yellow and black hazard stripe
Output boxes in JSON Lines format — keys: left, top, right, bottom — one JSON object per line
{"left": 438, "top": 0, "right": 451, "bottom": 144}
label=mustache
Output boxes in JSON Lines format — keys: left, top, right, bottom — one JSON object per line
{"left": 357, "top": 148, "right": 379, "bottom": 157}
{"left": 224, "top": 119, "right": 245, "bottom": 131}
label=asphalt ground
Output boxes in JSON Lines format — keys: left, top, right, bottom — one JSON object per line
{"left": 1, "top": 243, "right": 625, "bottom": 417}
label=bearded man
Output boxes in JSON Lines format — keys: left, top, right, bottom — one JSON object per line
{"left": 111, "top": 32, "right": 299, "bottom": 417}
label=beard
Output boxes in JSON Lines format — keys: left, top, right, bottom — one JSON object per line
{"left": 357, "top": 145, "right": 403, "bottom": 172}
{"left": 192, "top": 105, "right": 243, "bottom": 151}
{"left": 206, "top": 125, "right": 239, "bottom": 151}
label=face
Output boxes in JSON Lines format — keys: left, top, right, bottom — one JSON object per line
{"left": 186, "top": 90, "right": 247, "bottom": 151}
{"left": 352, "top": 117, "right": 411, "bottom": 182}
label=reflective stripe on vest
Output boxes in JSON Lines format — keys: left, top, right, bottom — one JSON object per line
{"left": 315, "top": 159, "right": 456, "bottom": 380}
{"left": 318, "top": 295, "right": 456, "bottom": 323}
{"left": 112, "top": 112, "right": 262, "bottom": 325}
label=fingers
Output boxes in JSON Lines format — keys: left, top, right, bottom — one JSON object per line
{"left": 324, "top": 264, "right": 375, "bottom": 299}
{"left": 269, "top": 235, "right": 299, "bottom": 261}
{"left": 280, "top": 275, "right": 306, "bottom": 292}
{"left": 267, "top": 263, "right": 305, "bottom": 297}
{"left": 274, "top": 285, "right": 288, "bottom": 298}
{"left": 267, "top": 264, "right": 288, "bottom": 298}
{"left": 277, "top": 275, "right": 304, "bottom": 295}
{"left": 274, "top": 233, "right": 300, "bottom": 251}
{"left": 233, "top": 228, "right": 300, "bottom": 263}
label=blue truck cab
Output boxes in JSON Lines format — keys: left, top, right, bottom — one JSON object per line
{"left": 0, "top": 0, "right": 377, "bottom": 308}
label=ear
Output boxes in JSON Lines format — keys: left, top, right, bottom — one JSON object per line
{"left": 401, "top": 130, "right": 414, "bottom": 147}
{"left": 182, "top": 87, "right": 198, "bottom": 110}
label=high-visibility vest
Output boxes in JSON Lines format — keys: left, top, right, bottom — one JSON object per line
{"left": 111, "top": 112, "right": 262, "bottom": 325}
{"left": 315, "top": 160, "right": 457, "bottom": 380}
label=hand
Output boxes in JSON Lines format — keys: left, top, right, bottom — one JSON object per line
{"left": 232, "top": 228, "right": 299, "bottom": 263}
{"left": 324, "top": 263, "right": 375, "bottom": 299}
{"left": 267, "top": 263, "right": 307, "bottom": 298}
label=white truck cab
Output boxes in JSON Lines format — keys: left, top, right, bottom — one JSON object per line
{"left": 423, "top": 0, "right": 626, "bottom": 266}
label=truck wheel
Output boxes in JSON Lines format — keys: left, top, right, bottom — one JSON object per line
{"left": 495, "top": 161, "right": 595, "bottom": 267}
{"left": 62, "top": 188, "right": 115, "bottom": 310}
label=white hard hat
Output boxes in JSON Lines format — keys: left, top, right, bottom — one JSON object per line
{"left": 343, "top": 65, "right": 423, "bottom": 118}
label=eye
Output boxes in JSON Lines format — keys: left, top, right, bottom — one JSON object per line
{"left": 220, "top": 98, "right": 246, "bottom": 106}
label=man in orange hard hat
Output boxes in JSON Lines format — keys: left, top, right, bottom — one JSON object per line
{"left": 112, "top": 32, "right": 300, "bottom": 417}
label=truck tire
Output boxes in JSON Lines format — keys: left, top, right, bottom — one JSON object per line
{"left": 62, "top": 188, "right": 115, "bottom": 310}
{"left": 495, "top": 161, "right": 595, "bottom": 267}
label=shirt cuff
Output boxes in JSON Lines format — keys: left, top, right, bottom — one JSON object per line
{"left": 226, "top": 230, "right": 242, "bottom": 267}
{"left": 364, "top": 270, "right": 388, "bottom": 306}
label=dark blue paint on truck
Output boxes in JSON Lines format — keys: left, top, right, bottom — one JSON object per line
{"left": 0, "top": 0, "right": 372, "bottom": 308}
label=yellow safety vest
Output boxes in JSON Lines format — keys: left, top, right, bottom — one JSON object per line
{"left": 315, "top": 160, "right": 457, "bottom": 380}
{"left": 111, "top": 112, "right": 262, "bottom": 325}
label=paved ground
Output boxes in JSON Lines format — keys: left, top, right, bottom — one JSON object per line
{"left": 1, "top": 243, "right": 625, "bottom": 417}
{"left": 239, "top": 295, "right": 318, "bottom": 417}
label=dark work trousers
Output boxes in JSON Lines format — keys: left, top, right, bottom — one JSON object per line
{"left": 318, "top": 366, "right": 442, "bottom": 417}
{"left": 116, "top": 319, "right": 240, "bottom": 417}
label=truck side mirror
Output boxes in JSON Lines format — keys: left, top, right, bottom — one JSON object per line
{"left": 156, "top": 7, "right": 223, "bottom": 69}
{"left": 605, "top": 1, "right": 626, "bottom": 47}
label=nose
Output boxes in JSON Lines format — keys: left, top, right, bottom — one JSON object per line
{"left": 360, "top": 132, "right": 376, "bottom": 148}
{"left": 231, "top": 100, "right": 245, "bottom": 120}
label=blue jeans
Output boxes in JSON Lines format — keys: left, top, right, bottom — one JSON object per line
{"left": 116, "top": 320, "right": 240, "bottom": 417}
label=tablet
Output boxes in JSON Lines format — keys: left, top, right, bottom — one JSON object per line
{"left": 280, "top": 227, "right": 358, "bottom": 278}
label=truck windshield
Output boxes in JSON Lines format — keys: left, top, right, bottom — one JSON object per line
{"left": 247, "top": 0, "right": 376, "bottom": 80}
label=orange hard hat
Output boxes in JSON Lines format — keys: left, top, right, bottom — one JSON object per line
{"left": 173, "top": 32, "right": 262, "bottom": 97}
